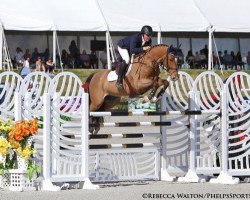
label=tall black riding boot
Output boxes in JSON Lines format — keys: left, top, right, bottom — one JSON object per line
{"left": 116, "top": 61, "right": 127, "bottom": 90}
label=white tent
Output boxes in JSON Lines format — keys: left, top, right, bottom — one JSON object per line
{"left": 0, "top": 0, "right": 210, "bottom": 32}
{"left": 0, "top": 0, "right": 250, "bottom": 70}
{"left": 195, "top": 0, "right": 250, "bottom": 33}
{"left": 98, "top": 0, "right": 210, "bottom": 32}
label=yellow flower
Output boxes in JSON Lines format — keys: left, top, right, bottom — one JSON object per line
{"left": 0, "top": 137, "right": 10, "bottom": 156}
{"left": 17, "top": 145, "right": 34, "bottom": 160}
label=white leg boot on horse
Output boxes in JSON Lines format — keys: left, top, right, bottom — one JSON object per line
{"left": 116, "top": 60, "right": 128, "bottom": 90}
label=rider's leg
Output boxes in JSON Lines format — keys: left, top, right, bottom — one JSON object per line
{"left": 116, "top": 47, "right": 130, "bottom": 90}
{"left": 116, "top": 60, "right": 128, "bottom": 90}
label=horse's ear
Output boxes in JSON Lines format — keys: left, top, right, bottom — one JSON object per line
{"left": 169, "top": 45, "right": 173, "bottom": 51}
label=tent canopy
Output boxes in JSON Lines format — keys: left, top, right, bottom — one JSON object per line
{"left": 98, "top": 0, "right": 210, "bottom": 32}
{"left": 194, "top": 0, "right": 250, "bottom": 32}
{"left": 0, "top": 0, "right": 249, "bottom": 33}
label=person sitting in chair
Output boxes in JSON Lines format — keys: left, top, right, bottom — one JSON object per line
{"left": 116, "top": 25, "right": 153, "bottom": 90}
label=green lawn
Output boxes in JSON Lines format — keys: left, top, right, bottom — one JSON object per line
{"left": 59, "top": 68, "right": 250, "bottom": 83}
{"left": 1, "top": 68, "right": 249, "bottom": 83}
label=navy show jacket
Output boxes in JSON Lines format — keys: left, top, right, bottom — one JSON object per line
{"left": 117, "top": 33, "right": 152, "bottom": 56}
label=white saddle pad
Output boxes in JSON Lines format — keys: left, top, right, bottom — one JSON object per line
{"left": 107, "top": 64, "right": 132, "bottom": 82}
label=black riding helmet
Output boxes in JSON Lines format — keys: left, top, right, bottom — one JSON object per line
{"left": 141, "top": 25, "right": 153, "bottom": 36}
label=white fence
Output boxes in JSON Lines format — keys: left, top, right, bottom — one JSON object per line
{"left": 0, "top": 71, "right": 250, "bottom": 189}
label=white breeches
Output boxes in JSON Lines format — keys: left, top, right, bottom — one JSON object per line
{"left": 118, "top": 47, "right": 130, "bottom": 64}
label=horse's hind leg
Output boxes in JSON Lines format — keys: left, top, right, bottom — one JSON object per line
{"left": 89, "top": 92, "right": 106, "bottom": 112}
{"left": 89, "top": 116, "right": 103, "bottom": 135}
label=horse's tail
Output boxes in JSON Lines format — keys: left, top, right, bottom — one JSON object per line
{"left": 82, "top": 73, "right": 95, "bottom": 105}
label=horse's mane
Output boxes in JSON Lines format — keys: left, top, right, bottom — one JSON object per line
{"left": 134, "top": 44, "right": 169, "bottom": 60}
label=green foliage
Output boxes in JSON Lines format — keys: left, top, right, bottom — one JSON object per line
{"left": 27, "top": 159, "right": 41, "bottom": 181}
{"left": 0, "top": 154, "right": 16, "bottom": 175}
{"left": 37, "top": 115, "right": 71, "bottom": 129}
{"left": 0, "top": 163, "right": 7, "bottom": 175}
{"left": 60, "top": 115, "right": 71, "bottom": 121}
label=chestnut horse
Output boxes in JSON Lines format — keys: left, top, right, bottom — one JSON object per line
{"left": 85, "top": 44, "right": 179, "bottom": 112}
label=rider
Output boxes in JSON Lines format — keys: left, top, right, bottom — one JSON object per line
{"left": 116, "top": 25, "right": 153, "bottom": 90}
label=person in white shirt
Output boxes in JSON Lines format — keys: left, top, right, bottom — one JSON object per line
{"left": 20, "top": 57, "right": 31, "bottom": 78}
{"left": 14, "top": 47, "right": 24, "bottom": 68}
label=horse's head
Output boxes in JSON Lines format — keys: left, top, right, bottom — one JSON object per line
{"left": 162, "top": 45, "right": 179, "bottom": 81}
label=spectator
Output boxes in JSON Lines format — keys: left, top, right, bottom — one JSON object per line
{"left": 89, "top": 51, "right": 98, "bottom": 69}
{"left": 235, "top": 51, "right": 244, "bottom": 70}
{"left": 14, "top": 47, "right": 24, "bottom": 69}
{"left": 45, "top": 57, "right": 54, "bottom": 73}
{"left": 199, "top": 50, "right": 207, "bottom": 69}
{"left": 186, "top": 50, "right": 194, "bottom": 68}
{"left": 99, "top": 48, "right": 108, "bottom": 69}
{"left": 61, "top": 49, "right": 72, "bottom": 69}
{"left": 222, "top": 50, "right": 233, "bottom": 70}
{"left": 31, "top": 47, "right": 39, "bottom": 64}
{"left": 24, "top": 49, "right": 31, "bottom": 59}
{"left": 212, "top": 51, "right": 219, "bottom": 68}
{"left": 80, "top": 50, "right": 90, "bottom": 68}
{"left": 194, "top": 51, "right": 201, "bottom": 68}
{"left": 230, "top": 51, "right": 237, "bottom": 69}
{"left": 68, "top": 40, "right": 80, "bottom": 67}
{"left": 20, "top": 57, "right": 31, "bottom": 78}
{"left": 35, "top": 57, "right": 45, "bottom": 71}
{"left": 43, "top": 48, "right": 50, "bottom": 62}
{"left": 218, "top": 51, "right": 223, "bottom": 64}
{"left": 201, "top": 44, "right": 208, "bottom": 60}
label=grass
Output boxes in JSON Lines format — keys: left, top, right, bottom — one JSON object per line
{"left": 1, "top": 68, "right": 249, "bottom": 83}
{"left": 57, "top": 68, "right": 250, "bottom": 83}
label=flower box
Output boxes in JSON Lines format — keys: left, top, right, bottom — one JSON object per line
{"left": 0, "top": 119, "right": 40, "bottom": 191}
{"left": 0, "top": 169, "right": 37, "bottom": 191}
{"left": 8, "top": 169, "right": 36, "bottom": 191}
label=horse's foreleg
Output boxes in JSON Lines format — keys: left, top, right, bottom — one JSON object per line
{"left": 143, "top": 81, "right": 159, "bottom": 103}
{"left": 151, "top": 79, "right": 169, "bottom": 103}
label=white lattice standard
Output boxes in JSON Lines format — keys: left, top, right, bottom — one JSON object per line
{"left": 226, "top": 72, "right": 250, "bottom": 176}
{"left": 0, "top": 173, "right": 11, "bottom": 188}
{"left": 0, "top": 71, "right": 23, "bottom": 120}
{"left": 163, "top": 71, "right": 194, "bottom": 175}
{"left": 89, "top": 149, "right": 159, "bottom": 182}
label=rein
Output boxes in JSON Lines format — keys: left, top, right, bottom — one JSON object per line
{"left": 132, "top": 45, "right": 178, "bottom": 75}
{"left": 162, "top": 47, "right": 178, "bottom": 76}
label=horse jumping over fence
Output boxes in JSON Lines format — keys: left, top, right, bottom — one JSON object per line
{"left": 84, "top": 44, "right": 179, "bottom": 112}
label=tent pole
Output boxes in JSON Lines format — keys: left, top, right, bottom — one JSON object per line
{"left": 157, "top": 24, "right": 162, "bottom": 44}
{"left": 106, "top": 31, "right": 111, "bottom": 70}
{"left": 0, "top": 25, "right": 3, "bottom": 70}
{"left": 53, "top": 30, "right": 56, "bottom": 68}
{"left": 157, "top": 31, "right": 161, "bottom": 44}
{"left": 208, "top": 26, "right": 213, "bottom": 70}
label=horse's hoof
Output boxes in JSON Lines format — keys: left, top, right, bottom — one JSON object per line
{"left": 151, "top": 96, "right": 157, "bottom": 103}
{"left": 143, "top": 96, "right": 149, "bottom": 103}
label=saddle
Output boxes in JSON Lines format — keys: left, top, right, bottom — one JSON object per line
{"left": 108, "top": 61, "right": 132, "bottom": 82}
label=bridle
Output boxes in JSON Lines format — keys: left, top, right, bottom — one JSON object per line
{"left": 161, "top": 47, "right": 178, "bottom": 76}
{"left": 133, "top": 46, "right": 178, "bottom": 76}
